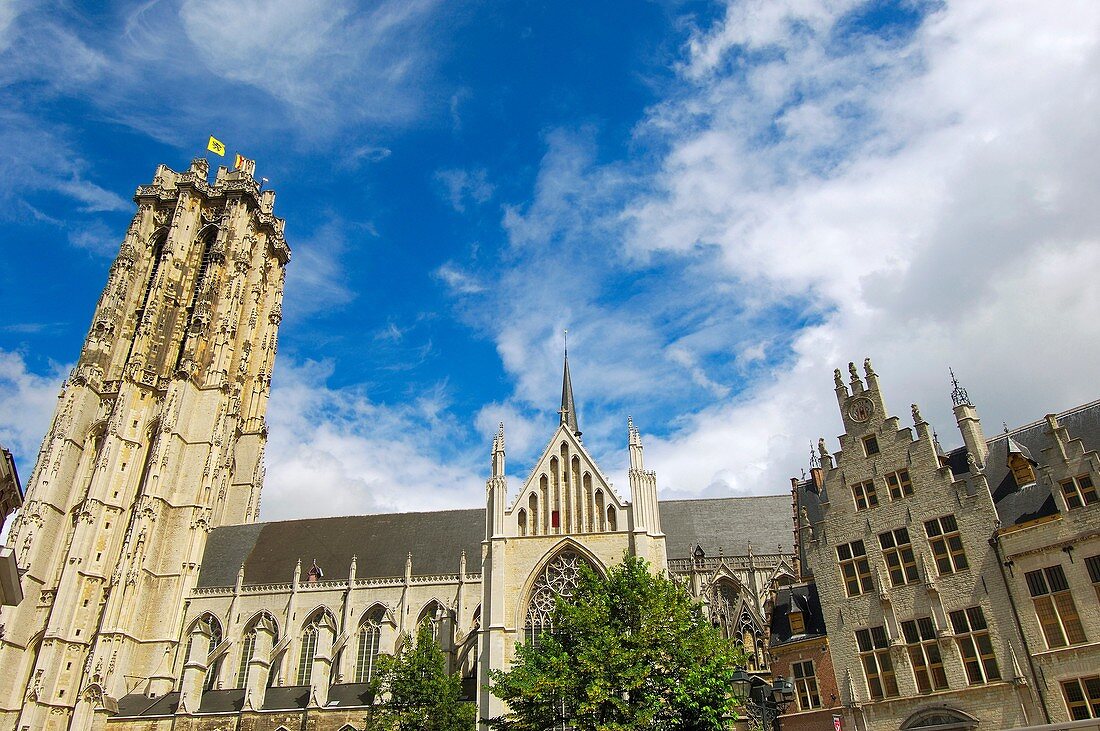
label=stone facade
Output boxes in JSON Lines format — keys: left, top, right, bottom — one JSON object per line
{"left": 0, "top": 161, "right": 798, "bottom": 731}
{"left": 789, "top": 359, "right": 1100, "bottom": 730}
{"left": 0, "top": 159, "right": 289, "bottom": 731}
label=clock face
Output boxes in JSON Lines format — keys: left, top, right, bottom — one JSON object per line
{"left": 848, "top": 396, "right": 874, "bottom": 423}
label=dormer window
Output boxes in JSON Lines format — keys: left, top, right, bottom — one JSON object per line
{"left": 789, "top": 608, "right": 805, "bottom": 634}
{"left": 307, "top": 560, "right": 323, "bottom": 583}
{"left": 862, "top": 434, "right": 880, "bottom": 456}
{"left": 1009, "top": 454, "right": 1036, "bottom": 486}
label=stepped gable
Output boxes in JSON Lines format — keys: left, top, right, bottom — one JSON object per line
{"left": 660, "top": 495, "right": 794, "bottom": 558}
{"left": 198, "top": 495, "right": 794, "bottom": 588}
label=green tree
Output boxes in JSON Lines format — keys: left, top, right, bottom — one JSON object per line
{"left": 488, "top": 555, "right": 744, "bottom": 731}
{"left": 364, "top": 622, "right": 477, "bottom": 731}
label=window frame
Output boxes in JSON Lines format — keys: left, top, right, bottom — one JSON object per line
{"left": 856, "top": 626, "right": 898, "bottom": 700}
{"left": 852, "top": 480, "right": 879, "bottom": 510}
{"left": 837, "top": 540, "right": 874, "bottom": 597}
{"left": 792, "top": 659, "right": 822, "bottom": 710}
{"left": 1086, "top": 554, "right": 1100, "bottom": 604}
{"left": 1025, "top": 565, "right": 1087, "bottom": 648}
{"left": 862, "top": 434, "right": 880, "bottom": 456}
{"left": 1062, "top": 676, "right": 1100, "bottom": 721}
{"left": 879, "top": 527, "right": 919, "bottom": 586}
{"left": 1060, "top": 473, "right": 1098, "bottom": 510}
{"left": 885, "top": 469, "right": 913, "bottom": 500}
{"left": 948, "top": 606, "right": 1000, "bottom": 685}
{"left": 901, "top": 617, "right": 948, "bottom": 693}
{"left": 924, "top": 514, "right": 968, "bottom": 575}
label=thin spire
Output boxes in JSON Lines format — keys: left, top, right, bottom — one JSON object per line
{"left": 949, "top": 367, "right": 971, "bottom": 407}
{"left": 559, "top": 330, "right": 580, "bottom": 436}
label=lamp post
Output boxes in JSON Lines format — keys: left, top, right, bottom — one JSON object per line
{"left": 731, "top": 670, "right": 795, "bottom": 731}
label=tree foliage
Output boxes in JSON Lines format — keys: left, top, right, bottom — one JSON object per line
{"left": 364, "top": 622, "right": 477, "bottom": 731}
{"left": 488, "top": 554, "right": 745, "bottom": 730}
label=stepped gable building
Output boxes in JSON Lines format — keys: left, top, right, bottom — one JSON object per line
{"left": 0, "top": 160, "right": 796, "bottom": 731}
{"left": 785, "top": 360, "right": 1100, "bottom": 731}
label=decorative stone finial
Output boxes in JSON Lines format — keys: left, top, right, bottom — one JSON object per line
{"left": 863, "top": 358, "right": 875, "bottom": 377}
{"left": 834, "top": 369, "right": 844, "bottom": 388}
{"left": 848, "top": 362, "right": 860, "bottom": 381}
{"left": 911, "top": 404, "right": 923, "bottom": 424}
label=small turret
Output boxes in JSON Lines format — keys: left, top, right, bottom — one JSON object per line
{"left": 950, "top": 368, "right": 988, "bottom": 469}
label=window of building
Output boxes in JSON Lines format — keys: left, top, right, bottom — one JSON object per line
{"left": 885, "top": 469, "right": 913, "bottom": 499}
{"left": 949, "top": 606, "right": 1000, "bottom": 685}
{"left": 838, "top": 540, "right": 874, "bottom": 597}
{"left": 924, "top": 515, "right": 968, "bottom": 575}
{"left": 297, "top": 621, "right": 319, "bottom": 686}
{"left": 1026, "top": 565, "right": 1087, "bottom": 648}
{"left": 1060, "top": 474, "right": 1098, "bottom": 510}
{"left": 879, "top": 527, "right": 919, "bottom": 586}
{"left": 355, "top": 609, "right": 384, "bottom": 684}
{"left": 1009, "top": 453, "right": 1036, "bottom": 485}
{"left": 851, "top": 480, "right": 878, "bottom": 510}
{"left": 856, "top": 626, "right": 898, "bottom": 700}
{"left": 862, "top": 435, "right": 880, "bottom": 456}
{"left": 184, "top": 615, "right": 223, "bottom": 692}
{"left": 1062, "top": 676, "right": 1100, "bottom": 720}
{"left": 1087, "top": 554, "right": 1100, "bottom": 603}
{"left": 237, "top": 631, "right": 256, "bottom": 687}
{"left": 792, "top": 660, "right": 821, "bottom": 710}
{"left": 901, "top": 617, "right": 948, "bottom": 692}
{"left": 525, "top": 549, "right": 590, "bottom": 646}
{"left": 789, "top": 609, "right": 805, "bottom": 635}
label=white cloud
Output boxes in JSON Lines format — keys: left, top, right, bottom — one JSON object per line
{"left": 261, "top": 357, "right": 485, "bottom": 521}
{"left": 0, "top": 350, "right": 67, "bottom": 478}
{"left": 435, "top": 0, "right": 1100, "bottom": 503}
{"left": 433, "top": 262, "right": 485, "bottom": 294}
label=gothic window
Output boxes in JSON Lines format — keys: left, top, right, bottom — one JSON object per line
{"left": 237, "top": 631, "right": 256, "bottom": 687}
{"left": 1087, "top": 554, "right": 1100, "bottom": 603}
{"left": 518, "top": 508, "right": 528, "bottom": 536}
{"left": 529, "top": 491, "right": 539, "bottom": 535}
{"left": 524, "top": 549, "right": 592, "bottom": 646}
{"left": 355, "top": 606, "right": 385, "bottom": 683}
{"left": 136, "top": 234, "right": 166, "bottom": 324}
{"left": 297, "top": 620, "right": 319, "bottom": 686}
{"left": 594, "top": 489, "right": 605, "bottom": 531}
{"left": 184, "top": 614, "right": 223, "bottom": 691}
{"left": 606, "top": 506, "right": 617, "bottom": 531}
{"left": 418, "top": 600, "right": 447, "bottom": 642}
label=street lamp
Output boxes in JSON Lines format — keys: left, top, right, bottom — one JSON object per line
{"left": 729, "top": 671, "right": 795, "bottom": 731}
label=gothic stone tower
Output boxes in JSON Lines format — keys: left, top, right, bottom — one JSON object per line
{"left": 0, "top": 158, "right": 290, "bottom": 731}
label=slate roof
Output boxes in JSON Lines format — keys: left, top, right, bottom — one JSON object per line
{"left": 957, "top": 399, "right": 1100, "bottom": 526}
{"left": 115, "top": 691, "right": 179, "bottom": 717}
{"left": 197, "top": 495, "right": 795, "bottom": 588}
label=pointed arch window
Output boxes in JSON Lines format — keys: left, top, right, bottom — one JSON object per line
{"left": 297, "top": 618, "right": 320, "bottom": 686}
{"left": 355, "top": 607, "right": 385, "bottom": 683}
{"left": 236, "top": 631, "right": 256, "bottom": 687}
{"left": 524, "top": 548, "right": 592, "bottom": 646}
{"left": 184, "top": 614, "right": 223, "bottom": 691}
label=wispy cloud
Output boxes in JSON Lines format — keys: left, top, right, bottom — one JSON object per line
{"left": 433, "top": 262, "right": 485, "bottom": 294}
{"left": 0, "top": 350, "right": 67, "bottom": 477}
{"left": 435, "top": 167, "right": 495, "bottom": 213}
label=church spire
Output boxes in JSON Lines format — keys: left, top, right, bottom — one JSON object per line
{"left": 559, "top": 330, "right": 581, "bottom": 437}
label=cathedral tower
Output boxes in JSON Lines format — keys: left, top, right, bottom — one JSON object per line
{"left": 0, "top": 158, "right": 290, "bottom": 731}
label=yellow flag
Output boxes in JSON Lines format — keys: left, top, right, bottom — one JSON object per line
{"left": 207, "top": 136, "right": 226, "bottom": 156}
{"left": 234, "top": 153, "right": 246, "bottom": 169}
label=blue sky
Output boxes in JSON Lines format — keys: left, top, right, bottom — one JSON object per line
{"left": 2, "top": 0, "right": 1100, "bottom": 521}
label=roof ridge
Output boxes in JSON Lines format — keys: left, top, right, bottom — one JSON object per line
{"left": 986, "top": 397, "right": 1100, "bottom": 445}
